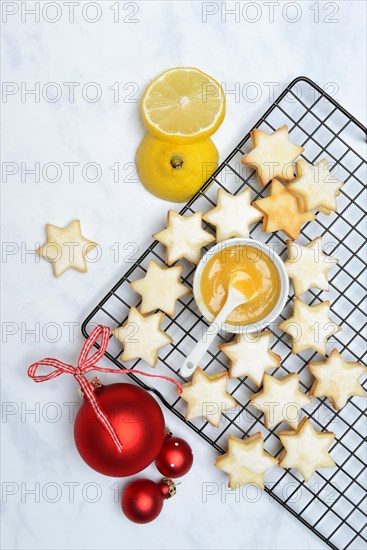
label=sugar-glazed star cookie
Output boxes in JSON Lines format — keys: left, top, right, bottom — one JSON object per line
{"left": 309, "top": 349, "right": 366, "bottom": 410}
{"left": 279, "top": 298, "right": 341, "bottom": 356}
{"left": 153, "top": 210, "right": 215, "bottom": 266}
{"left": 219, "top": 331, "right": 281, "bottom": 386}
{"left": 253, "top": 179, "right": 315, "bottom": 240}
{"left": 36, "top": 220, "right": 97, "bottom": 277}
{"left": 130, "top": 260, "right": 191, "bottom": 316}
{"left": 215, "top": 433, "right": 278, "bottom": 489}
{"left": 278, "top": 418, "right": 336, "bottom": 481}
{"left": 249, "top": 373, "right": 311, "bottom": 429}
{"left": 241, "top": 125, "right": 304, "bottom": 186}
{"left": 288, "top": 159, "right": 344, "bottom": 214}
{"left": 285, "top": 238, "right": 338, "bottom": 297}
{"left": 202, "top": 188, "right": 263, "bottom": 242}
{"left": 178, "top": 368, "right": 237, "bottom": 428}
{"left": 112, "top": 306, "right": 172, "bottom": 367}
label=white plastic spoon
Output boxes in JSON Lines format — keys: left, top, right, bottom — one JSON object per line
{"left": 180, "top": 277, "right": 253, "bottom": 379}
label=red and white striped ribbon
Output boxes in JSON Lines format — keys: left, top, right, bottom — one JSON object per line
{"left": 28, "top": 325, "right": 183, "bottom": 452}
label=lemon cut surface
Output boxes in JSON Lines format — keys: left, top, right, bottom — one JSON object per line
{"left": 141, "top": 67, "right": 226, "bottom": 143}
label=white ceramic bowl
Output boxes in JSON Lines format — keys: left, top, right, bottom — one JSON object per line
{"left": 193, "top": 237, "right": 289, "bottom": 334}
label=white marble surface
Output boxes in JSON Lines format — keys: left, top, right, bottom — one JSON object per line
{"left": 2, "top": 1, "right": 366, "bottom": 549}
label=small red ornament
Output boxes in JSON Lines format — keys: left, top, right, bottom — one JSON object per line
{"left": 121, "top": 478, "right": 176, "bottom": 524}
{"left": 155, "top": 432, "right": 193, "bottom": 478}
{"left": 74, "top": 382, "right": 165, "bottom": 477}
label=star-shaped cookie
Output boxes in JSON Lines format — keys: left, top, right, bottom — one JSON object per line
{"left": 202, "top": 188, "right": 263, "bottom": 242}
{"left": 309, "top": 349, "right": 366, "bottom": 410}
{"left": 278, "top": 418, "right": 336, "bottom": 481}
{"left": 130, "top": 260, "right": 191, "bottom": 316}
{"left": 36, "top": 220, "right": 97, "bottom": 277}
{"left": 178, "top": 368, "right": 237, "bottom": 428}
{"left": 285, "top": 238, "right": 338, "bottom": 297}
{"left": 241, "top": 125, "right": 304, "bottom": 186}
{"left": 288, "top": 159, "right": 344, "bottom": 214}
{"left": 249, "top": 373, "right": 311, "bottom": 429}
{"left": 219, "top": 331, "right": 281, "bottom": 386}
{"left": 153, "top": 210, "right": 215, "bottom": 265}
{"left": 215, "top": 433, "right": 278, "bottom": 489}
{"left": 112, "top": 306, "right": 172, "bottom": 367}
{"left": 279, "top": 298, "right": 341, "bottom": 356}
{"left": 253, "top": 179, "right": 315, "bottom": 240}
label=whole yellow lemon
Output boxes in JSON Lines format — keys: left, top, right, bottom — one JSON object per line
{"left": 136, "top": 133, "right": 219, "bottom": 202}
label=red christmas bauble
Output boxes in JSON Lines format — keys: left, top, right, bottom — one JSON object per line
{"left": 155, "top": 433, "right": 193, "bottom": 478}
{"left": 121, "top": 478, "right": 176, "bottom": 524}
{"left": 74, "top": 382, "right": 165, "bottom": 476}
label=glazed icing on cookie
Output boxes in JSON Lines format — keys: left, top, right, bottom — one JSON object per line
{"left": 279, "top": 298, "right": 340, "bottom": 356}
{"left": 219, "top": 331, "right": 280, "bottom": 386}
{"left": 178, "top": 367, "right": 237, "bottom": 428}
{"left": 241, "top": 125, "right": 304, "bottom": 186}
{"left": 130, "top": 260, "right": 191, "bottom": 316}
{"left": 203, "top": 188, "right": 263, "bottom": 242}
{"left": 288, "top": 158, "right": 344, "bottom": 214}
{"left": 153, "top": 210, "right": 214, "bottom": 265}
{"left": 309, "top": 349, "right": 366, "bottom": 410}
{"left": 249, "top": 373, "right": 311, "bottom": 429}
{"left": 215, "top": 433, "right": 278, "bottom": 489}
{"left": 285, "top": 237, "right": 338, "bottom": 297}
{"left": 278, "top": 418, "right": 336, "bottom": 482}
{"left": 113, "top": 306, "right": 172, "bottom": 368}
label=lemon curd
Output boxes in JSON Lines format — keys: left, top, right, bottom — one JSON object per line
{"left": 200, "top": 244, "right": 280, "bottom": 325}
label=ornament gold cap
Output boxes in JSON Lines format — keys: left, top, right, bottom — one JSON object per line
{"left": 162, "top": 477, "right": 176, "bottom": 498}
{"left": 78, "top": 377, "right": 103, "bottom": 399}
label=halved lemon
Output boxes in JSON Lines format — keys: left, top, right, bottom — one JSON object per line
{"left": 141, "top": 67, "right": 226, "bottom": 143}
{"left": 136, "top": 133, "right": 218, "bottom": 202}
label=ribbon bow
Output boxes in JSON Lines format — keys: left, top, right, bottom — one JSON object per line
{"left": 28, "top": 325, "right": 183, "bottom": 452}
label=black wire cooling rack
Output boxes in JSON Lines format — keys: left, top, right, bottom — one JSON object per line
{"left": 82, "top": 77, "right": 366, "bottom": 549}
